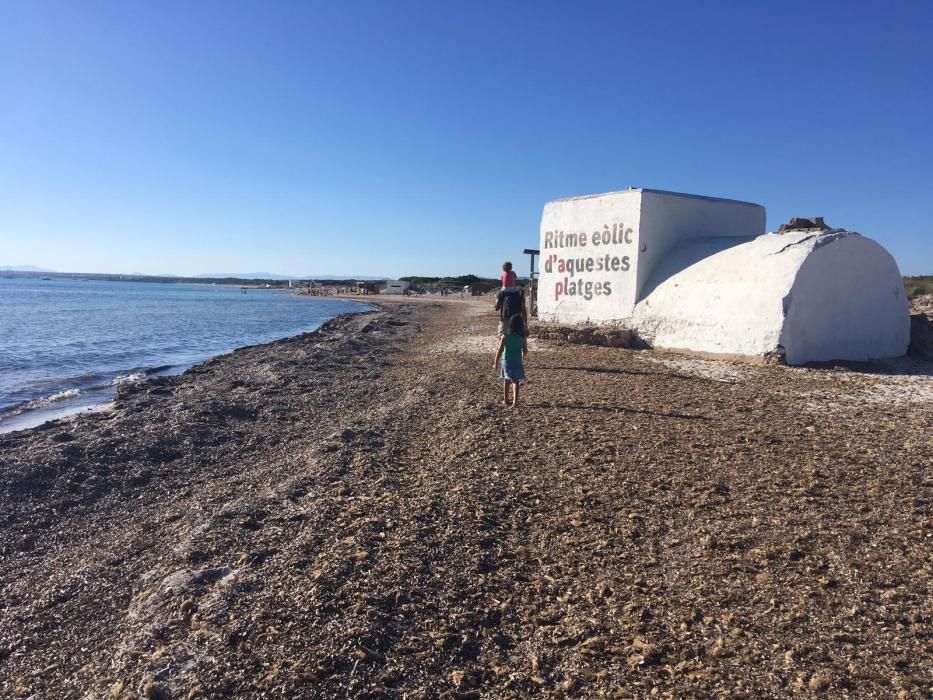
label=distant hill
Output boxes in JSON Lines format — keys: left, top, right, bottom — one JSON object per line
{"left": 194, "top": 272, "right": 293, "bottom": 280}
{"left": 399, "top": 274, "right": 506, "bottom": 291}
{"left": 194, "top": 273, "right": 388, "bottom": 281}
{"left": 305, "top": 275, "right": 388, "bottom": 281}
{"left": 0, "top": 268, "right": 391, "bottom": 284}
{"left": 0, "top": 265, "right": 56, "bottom": 272}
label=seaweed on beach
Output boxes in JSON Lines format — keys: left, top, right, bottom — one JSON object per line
{"left": 0, "top": 300, "right": 930, "bottom": 698}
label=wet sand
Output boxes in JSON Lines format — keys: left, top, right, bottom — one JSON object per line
{"left": 1, "top": 298, "right": 930, "bottom": 698}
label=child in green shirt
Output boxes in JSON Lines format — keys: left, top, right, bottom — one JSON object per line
{"left": 493, "top": 314, "right": 528, "bottom": 409}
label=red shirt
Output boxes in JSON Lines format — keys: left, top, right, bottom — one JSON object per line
{"left": 501, "top": 270, "right": 517, "bottom": 288}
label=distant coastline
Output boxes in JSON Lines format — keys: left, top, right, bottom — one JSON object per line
{"left": 0, "top": 269, "right": 377, "bottom": 287}
{"left": 4, "top": 268, "right": 929, "bottom": 298}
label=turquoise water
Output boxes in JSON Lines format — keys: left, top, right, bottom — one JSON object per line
{"left": 0, "top": 277, "right": 369, "bottom": 431}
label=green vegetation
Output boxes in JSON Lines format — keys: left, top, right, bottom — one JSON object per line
{"left": 904, "top": 275, "right": 933, "bottom": 298}
{"left": 399, "top": 274, "right": 506, "bottom": 292}
{"left": 400, "top": 274, "right": 484, "bottom": 287}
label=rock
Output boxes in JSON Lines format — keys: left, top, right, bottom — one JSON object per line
{"left": 777, "top": 217, "right": 831, "bottom": 233}
{"left": 908, "top": 313, "right": 932, "bottom": 358}
{"left": 534, "top": 324, "right": 638, "bottom": 348}
{"left": 808, "top": 672, "right": 832, "bottom": 691}
{"left": 448, "top": 669, "right": 465, "bottom": 686}
{"left": 143, "top": 681, "right": 170, "bottom": 700}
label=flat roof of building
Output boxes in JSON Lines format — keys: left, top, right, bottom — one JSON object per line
{"left": 547, "top": 187, "right": 763, "bottom": 209}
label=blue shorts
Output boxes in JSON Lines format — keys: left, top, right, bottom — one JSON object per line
{"left": 500, "top": 359, "right": 526, "bottom": 382}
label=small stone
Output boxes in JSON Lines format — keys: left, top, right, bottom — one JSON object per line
{"left": 143, "top": 682, "right": 170, "bottom": 700}
{"left": 808, "top": 672, "right": 832, "bottom": 691}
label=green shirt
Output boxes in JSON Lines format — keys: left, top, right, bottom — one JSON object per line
{"left": 502, "top": 332, "right": 525, "bottom": 361}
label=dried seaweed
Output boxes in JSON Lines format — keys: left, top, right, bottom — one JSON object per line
{"left": 0, "top": 299, "right": 930, "bottom": 698}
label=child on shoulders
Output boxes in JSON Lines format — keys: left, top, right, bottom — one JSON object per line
{"left": 501, "top": 261, "right": 518, "bottom": 291}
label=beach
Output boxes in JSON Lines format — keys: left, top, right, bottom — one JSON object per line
{"left": 1, "top": 298, "right": 930, "bottom": 698}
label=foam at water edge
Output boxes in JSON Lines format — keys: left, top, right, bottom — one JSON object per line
{"left": 111, "top": 372, "right": 146, "bottom": 386}
{"left": 27, "top": 388, "right": 82, "bottom": 409}
{"left": 0, "top": 388, "right": 84, "bottom": 420}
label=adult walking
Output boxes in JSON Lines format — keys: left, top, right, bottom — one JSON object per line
{"left": 494, "top": 285, "right": 525, "bottom": 337}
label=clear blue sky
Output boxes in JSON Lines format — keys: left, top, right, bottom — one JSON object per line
{"left": 1, "top": 0, "right": 930, "bottom": 277}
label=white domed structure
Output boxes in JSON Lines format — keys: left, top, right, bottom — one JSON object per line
{"left": 537, "top": 189, "right": 910, "bottom": 364}
{"left": 630, "top": 229, "right": 910, "bottom": 364}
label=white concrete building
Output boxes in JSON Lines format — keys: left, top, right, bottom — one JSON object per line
{"left": 383, "top": 280, "right": 411, "bottom": 295}
{"left": 537, "top": 188, "right": 910, "bottom": 364}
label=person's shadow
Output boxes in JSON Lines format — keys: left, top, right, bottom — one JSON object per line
{"left": 536, "top": 364, "right": 697, "bottom": 381}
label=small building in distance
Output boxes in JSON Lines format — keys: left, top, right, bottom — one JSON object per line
{"left": 537, "top": 188, "right": 910, "bottom": 364}
{"left": 464, "top": 280, "right": 499, "bottom": 296}
{"left": 383, "top": 280, "right": 411, "bottom": 295}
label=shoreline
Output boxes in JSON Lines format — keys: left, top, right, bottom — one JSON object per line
{"left": 1, "top": 298, "right": 930, "bottom": 697}
{"left": 0, "top": 397, "right": 117, "bottom": 436}
{"left": 0, "top": 299, "right": 376, "bottom": 435}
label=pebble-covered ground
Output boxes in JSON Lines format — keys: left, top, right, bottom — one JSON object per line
{"left": 0, "top": 298, "right": 930, "bottom": 698}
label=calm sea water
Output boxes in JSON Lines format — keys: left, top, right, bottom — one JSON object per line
{"left": 0, "top": 277, "right": 370, "bottom": 432}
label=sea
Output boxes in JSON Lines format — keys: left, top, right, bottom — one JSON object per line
{"left": 0, "top": 277, "right": 370, "bottom": 433}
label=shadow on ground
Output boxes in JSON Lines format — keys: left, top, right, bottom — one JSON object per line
{"left": 535, "top": 364, "right": 695, "bottom": 381}
{"left": 526, "top": 402, "right": 711, "bottom": 420}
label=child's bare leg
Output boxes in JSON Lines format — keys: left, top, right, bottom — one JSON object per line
{"left": 499, "top": 379, "right": 509, "bottom": 407}
{"left": 510, "top": 382, "right": 520, "bottom": 408}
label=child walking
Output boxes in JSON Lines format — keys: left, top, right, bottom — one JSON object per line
{"left": 493, "top": 314, "right": 528, "bottom": 409}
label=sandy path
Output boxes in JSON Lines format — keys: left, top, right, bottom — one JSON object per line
{"left": 1, "top": 299, "right": 930, "bottom": 698}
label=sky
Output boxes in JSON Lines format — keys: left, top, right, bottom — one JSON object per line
{"left": 0, "top": 0, "right": 931, "bottom": 277}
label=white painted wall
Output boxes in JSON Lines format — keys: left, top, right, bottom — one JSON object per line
{"left": 538, "top": 190, "right": 641, "bottom": 323}
{"left": 537, "top": 189, "right": 764, "bottom": 324}
{"left": 636, "top": 191, "right": 766, "bottom": 301}
{"left": 631, "top": 233, "right": 812, "bottom": 357}
{"left": 781, "top": 234, "right": 909, "bottom": 363}
{"left": 384, "top": 280, "right": 411, "bottom": 295}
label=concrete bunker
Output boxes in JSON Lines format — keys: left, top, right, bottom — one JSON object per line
{"left": 537, "top": 188, "right": 910, "bottom": 364}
